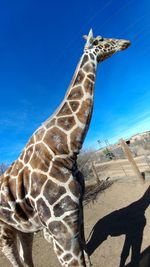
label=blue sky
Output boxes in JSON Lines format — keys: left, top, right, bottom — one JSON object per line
{"left": 0, "top": 0, "right": 150, "bottom": 164}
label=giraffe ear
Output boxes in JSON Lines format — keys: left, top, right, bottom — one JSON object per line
{"left": 83, "top": 29, "right": 94, "bottom": 48}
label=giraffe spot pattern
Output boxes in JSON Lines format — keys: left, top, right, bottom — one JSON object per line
{"left": 24, "top": 146, "right": 34, "bottom": 164}
{"left": 2, "top": 176, "right": 16, "bottom": 203}
{"left": 35, "top": 128, "right": 45, "bottom": 142}
{"left": 74, "top": 70, "right": 85, "bottom": 85}
{"left": 105, "top": 43, "right": 110, "bottom": 48}
{"left": 80, "top": 55, "right": 89, "bottom": 68}
{"left": 44, "top": 118, "right": 56, "bottom": 129}
{"left": 43, "top": 127, "right": 69, "bottom": 155}
{"left": 30, "top": 172, "right": 47, "bottom": 198}
{"left": 57, "top": 102, "right": 72, "bottom": 116}
{"left": 84, "top": 79, "right": 94, "bottom": 95}
{"left": 83, "top": 63, "right": 95, "bottom": 73}
{"left": 63, "top": 253, "right": 72, "bottom": 262}
{"left": 36, "top": 197, "right": 51, "bottom": 220}
{"left": 69, "top": 101, "right": 80, "bottom": 112}
{"left": 9, "top": 161, "right": 23, "bottom": 177}
{"left": 29, "top": 143, "right": 52, "bottom": 172}
{"left": 76, "top": 98, "right": 92, "bottom": 124}
{"left": 25, "top": 197, "right": 33, "bottom": 210}
{"left": 48, "top": 221, "right": 72, "bottom": 250}
{"left": 9, "top": 178, "right": 17, "bottom": 200}
{"left": 26, "top": 136, "right": 35, "bottom": 147}
{"left": 32, "top": 213, "right": 44, "bottom": 226}
{"left": 15, "top": 203, "right": 28, "bottom": 221}
{"left": 57, "top": 116, "right": 76, "bottom": 131}
{"left": 4, "top": 162, "right": 15, "bottom": 175}
{"left": 50, "top": 164, "right": 71, "bottom": 182}
{"left": 68, "top": 259, "right": 79, "bottom": 266}
{"left": 17, "top": 172, "right": 25, "bottom": 199}
{"left": 68, "top": 180, "right": 81, "bottom": 198}
{"left": 67, "top": 86, "right": 83, "bottom": 100}
{"left": 73, "top": 239, "right": 81, "bottom": 256}
{"left": 53, "top": 157, "right": 74, "bottom": 171}
{"left": 63, "top": 210, "right": 79, "bottom": 235}
{"left": 89, "top": 53, "right": 95, "bottom": 60}
{"left": 20, "top": 149, "right": 25, "bottom": 161}
{"left": 70, "top": 127, "right": 83, "bottom": 152}
{"left": 55, "top": 242, "right": 64, "bottom": 256}
{"left": 43, "top": 179, "right": 66, "bottom": 205}
{"left": 87, "top": 73, "right": 95, "bottom": 82}
{"left": 16, "top": 200, "right": 34, "bottom": 220}
{"left": 60, "top": 258, "right": 64, "bottom": 265}
{"left": 0, "top": 191, "right": 10, "bottom": 209}
{"left": 0, "top": 208, "right": 16, "bottom": 225}
{"left": 22, "top": 167, "right": 30, "bottom": 194}
{"left": 53, "top": 196, "right": 78, "bottom": 217}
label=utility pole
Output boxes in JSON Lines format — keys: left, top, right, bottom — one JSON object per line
{"left": 120, "top": 138, "right": 145, "bottom": 184}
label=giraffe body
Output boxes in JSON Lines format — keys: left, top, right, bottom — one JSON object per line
{"left": 0, "top": 29, "right": 130, "bottom": 266}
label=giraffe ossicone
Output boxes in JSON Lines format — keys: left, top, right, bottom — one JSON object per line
{"left": 0, "top": 29, "right": 130, "bottom": 267}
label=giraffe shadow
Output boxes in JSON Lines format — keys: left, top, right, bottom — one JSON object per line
{"left": 125, "top": 246, "right": 150, "bottom": 267}
{"left": 86, "top": 186, "right": 150, "bottom": 267}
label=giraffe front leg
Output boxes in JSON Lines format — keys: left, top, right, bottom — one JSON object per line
{"left": 79, "top": 202, "right": 92, "bottom": 267}
{"left": 52, "top": 234, "right": 85, "bottom": 267}
{"left": 43, "top": 207, "right": 87, "bottom": 267}
{"left": 18, "top": 231, "right": 35, "bottom": 267}
{"left": 76, "top": 170, "right": 91, "bottom": 267}
{"left": 0, "top": 223, "right": 24, "bottom": 267}
{"left": 45, "top": 221, "right": 86, "bottom": 267}
{"left": 43, "top": 227, "right": 53, "bottom": 244}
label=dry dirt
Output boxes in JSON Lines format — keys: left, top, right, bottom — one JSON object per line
{"left": 94, "top": 155, "right": 150, "bottom": 181}
{"left": 0, "top": 160, "right": 150, "bottom": 266}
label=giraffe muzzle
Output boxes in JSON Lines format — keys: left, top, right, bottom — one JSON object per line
{"left": 119, "top": 40, "right": 131, "bottom": 51}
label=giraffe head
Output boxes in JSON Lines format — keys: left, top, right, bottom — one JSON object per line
{"left": 83, "top": 29, "right": 130, "bottom": 62}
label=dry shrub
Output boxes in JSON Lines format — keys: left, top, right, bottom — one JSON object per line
{"left": 83, "top": 179, "right": 114, "bottom": 206}
{"left": 77, "top": 149, "right": 95, "bottom": 180}
{"left": 0, "top": 163, "right": 7, "bottom": 175}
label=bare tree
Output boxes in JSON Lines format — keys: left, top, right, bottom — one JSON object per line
{"left": 77, "top": 149, "right": 95, "bottom": 180}
{"left": 0, "top": 163, "right": 7, "bottom": 175}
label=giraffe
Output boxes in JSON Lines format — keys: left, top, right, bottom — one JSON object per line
{"left": 0, "top": 29, "right": 130, "bottom": 267}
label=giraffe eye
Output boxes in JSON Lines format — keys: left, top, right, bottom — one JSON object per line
{"left": 93, "top": 40, "right": 99, "bottom": 46}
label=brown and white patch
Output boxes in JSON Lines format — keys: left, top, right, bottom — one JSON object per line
{"left": 76, "top": 98, "right": 92, "bottom": 124}
{"left": 69, "top": 101, "right": 80, "bottom": 112}
{"left": 53, "top": 196, "right": 78, "bottom": 217}
{"left": 36, "top": 197, "right": 51, "bottom": 219}
{"left": 30, "top": 172, "right": 47, "bottom": 198}
{"left": 70, "top": 127, "right": 83, "bottom": 152}
{"left": 57, "top": 102, "right": 72, "bottom": 117}
{"left": 84, "top": 79, "right": 94, "bottom": 95}
{"left": 43, "top": 127, "right": 69, "bottom": 155}
{"left": 29, "top": 143, "right": 52, "bottom": 172}
{"left": 43, "top": 180, "right": 66, "bottom": 204}
{"left": 57, "top": 116, "right": 76, "bottom": 131}
{"left": 50, "top": 164, "right": 70, "bottom": 182}
{"left": 67, "top": 86, "right": 83, "bottom": 100}
{"left": 35, "top": 128, "right": 45, "bottom": 142}
{"left": 74, "top": 70, "right": 85, "bottom": 85}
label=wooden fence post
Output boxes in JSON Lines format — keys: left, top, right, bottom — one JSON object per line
{"left": 120, "top": 138, "right": 145, "bottom": 184}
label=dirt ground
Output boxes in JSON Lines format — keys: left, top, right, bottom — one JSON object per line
{"left": 0, "top": 174, "right": 150, "bottom": 267}
{"left": 94, "top": 155, "right": 150, "bottom": 180}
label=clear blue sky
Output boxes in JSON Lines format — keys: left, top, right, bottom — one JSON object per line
{"left": 0, "top": 0, "right": 150, "bottom": 164}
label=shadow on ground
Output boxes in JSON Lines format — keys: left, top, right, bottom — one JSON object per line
{"left": 125, "top": 246, "right": 150, "bottom": 267}
{"left": 86, "top": 186, "right": 150, "bottom": 267}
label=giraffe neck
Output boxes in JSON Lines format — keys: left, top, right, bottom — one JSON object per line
{"left": 42, "top": 51, "right": 97, "bottom": 162}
